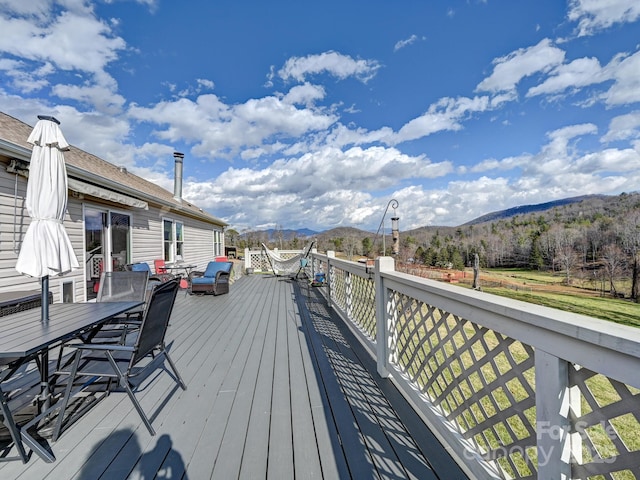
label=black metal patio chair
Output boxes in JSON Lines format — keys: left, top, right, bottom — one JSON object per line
{"left": 53, "top": 271, "right": 152, "bottom": 374}
{"left": 0, "top": 359, "right": 33, "bottom": 463}
{"left": 50, "top": 278, "right": 186, "bottom": 440}
{"left": 91, "top": 270, "right": 150, "bottom": 341}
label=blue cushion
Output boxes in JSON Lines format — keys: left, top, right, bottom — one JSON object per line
{"left": 131, "top": 263, "right": 152, "bottom": 274}
{"left": 203, "top": 261, "right": 232, "bottom": 278}
{"left": 191, "top": 276, "right": 214, "bottom": 286}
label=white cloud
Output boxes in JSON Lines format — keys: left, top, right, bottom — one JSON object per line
{"left": 2, "top": 1, "right": 640, "bottom": 234}
{"left": 0, "top": 9, "right": 126, "bottom": 74}
{"left": 128, "top": 89, "right": 338, "bottom": 159}
{"left": 182, "top": 145, "right": 451, "bottom": 230}
{"left": 541, "top": 123, "right": 598, "bottom": 157}
{"left": 395, "top": 96, "right": 490, "bottom": 143}
{"left": 601, "top": 51, "right": 640, "bottom": 106}
{"left": 0, "top": 2, "right": 127, "bottom": 113}
{"left": 526, "top": 57, "right": 607, "bottom": 97}
{"left": 0, "top": 0, "right": 60, "bottom": 18}
{"left": 476, "top": 39, "right": 565, "bottom": 94}
{"left": 196, "top": 78, "right": 215, "bottom": 90}
{"left": 394, "top": 34, "right": 418, "bottom": 52}
{"left": 576, "top": 147, "right": 640, "bottom": 173}
{"left": 603, "top": 111, "right": 640, "bottom": 142}
{"left": 53, "top": 82, "right": 126, "bottom": 113}
{"left": 470, "top": 124, "right": 599, "bottom": 187}
{"left": 568, "top": 0, "right": 640, "bottom": 36}
{"left": 277, "top": 51, "right": 381, "bottom": 84}
{"left": 281, "top": 83, "right": 326, "bottom": 107}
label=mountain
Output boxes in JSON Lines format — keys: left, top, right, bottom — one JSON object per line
{"left": 461, "top": 194, "right": 608, "bottom": 225}
{"left": 241, "top": 228, "right": 319, "bottom": 241}
{"left": 241, "top": 193, "right": 635, "bottom": 243}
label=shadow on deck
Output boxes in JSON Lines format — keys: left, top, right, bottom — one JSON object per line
{"left": 0, "top": 274, "right": 466, "bottom": 479}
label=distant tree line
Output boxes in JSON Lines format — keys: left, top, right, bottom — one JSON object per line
{"left": 406, "top": 193, "right": 640, "bottom": 301}
{"left": 228, "top": 193, "right": 640, "bottom": 301}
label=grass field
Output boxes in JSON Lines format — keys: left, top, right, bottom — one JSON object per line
{"left": 457, "top": 268, "right": 640, "bottom": 328}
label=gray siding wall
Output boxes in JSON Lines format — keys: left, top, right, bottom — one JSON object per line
{"left": 0, "top": 171, "right": 33, "bottom": 291}
{"left": 131, "top": 208, "right": 223, "bottom": 273}
{"left": 184, "top": 218, "right": 217, "bottom": 271}
{"left": 131, "top": 206, "right": 164, "bottom": 266}
{"left": 0, "top": 171, "right": 85, "bottom": 301}
{"left": 0, "top": 168, "right": 224, "bottom": 303}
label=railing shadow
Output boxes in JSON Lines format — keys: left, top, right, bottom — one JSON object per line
{"left": 290, "top": 277, "right": 459, "bottom": 479}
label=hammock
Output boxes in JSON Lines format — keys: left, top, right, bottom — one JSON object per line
{"left": 261, "top": 242, "right": 314, "bottom": 276}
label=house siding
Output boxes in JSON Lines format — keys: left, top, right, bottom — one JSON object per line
{"left": 0, "top": 170, "right": 31, "bottom": 292}
{"left": 1, "top": 111, "right": 227, "bottom": 304}
{"left": 1, "top": 168, "right": 225, "bottom": 303}
{"left": 0, "top": 172, "right": 84, "bottom": 300}
{"left": 184, "top": 219, "right": 218, "bottom": 270}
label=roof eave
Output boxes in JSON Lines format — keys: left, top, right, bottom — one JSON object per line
{"left": 0, "top": 139, "right": 227, "bottom": 228}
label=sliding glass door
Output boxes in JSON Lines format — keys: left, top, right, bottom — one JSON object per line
{"left": 84, "top": 207, "right": 131, "bottom": 299}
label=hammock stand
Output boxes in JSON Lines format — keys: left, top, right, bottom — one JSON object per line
{"left": 261, "top": 242, "right": 315, "bottom": 277}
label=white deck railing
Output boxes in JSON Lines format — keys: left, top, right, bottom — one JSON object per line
{"left": 249, "top": 249, "right": 640, "bottom": 480}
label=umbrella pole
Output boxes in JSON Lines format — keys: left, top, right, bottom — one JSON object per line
{"left": 42, "top": 275, "right": 49, "bottom": 322}
{"left": 40, "top": 275, "right": 52, "bottom": 411}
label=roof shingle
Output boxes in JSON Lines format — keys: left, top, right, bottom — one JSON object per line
{"left": 0, "top": 112, "right": 226, "bottom": 226}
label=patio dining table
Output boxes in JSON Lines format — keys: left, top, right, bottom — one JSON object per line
{"left": 0, "top": 301, "right": 143, "bottom": 463}
{"left": 164, "top": 263, "right": 197, "bottom": 289}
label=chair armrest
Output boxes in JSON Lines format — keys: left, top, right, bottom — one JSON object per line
{"left": 150, "top": 273, "right": 175, "bottom": 283}
{"left": 189, "top": 270, "right": 205, "bottom": 280}
{"left": 76, "top": 343, "right": 135, "bottom": 352}
{"left": 215, "top": 271, "right": 231, "bottom": 282}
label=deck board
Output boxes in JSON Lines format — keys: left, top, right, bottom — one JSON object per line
{"left": 0, "top": 274, "right": 466, "bottom": 479}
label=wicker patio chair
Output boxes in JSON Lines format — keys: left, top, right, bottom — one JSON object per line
{"left": 188, "top": 261, "right": 233, "bottom": 295}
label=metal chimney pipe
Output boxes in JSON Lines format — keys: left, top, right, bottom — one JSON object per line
{"left": 173, "top": 152, "right": 184, "bottom": 201}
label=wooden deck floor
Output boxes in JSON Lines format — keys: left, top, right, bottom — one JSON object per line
{"left": 0, "top": 274, "right": 467, "bottom": 479}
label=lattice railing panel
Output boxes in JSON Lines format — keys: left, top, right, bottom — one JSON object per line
{"left": 569, "top": 365, "right": 640, "bottom": 480}
{"left": 330, "top": 267, "right": 348, "bottom": 313}
{"left": 349, "top": 274, "right": 376, "bottom": 340}
{"left": 388, "top": 291, "right": 538, "bottom": 479}
{"left": 249, "top": 252, "right": 271, "bottom": 271}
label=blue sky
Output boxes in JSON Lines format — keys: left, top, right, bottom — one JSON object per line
{"left": 1, "top": 1, "right": 640, "bottom": 233}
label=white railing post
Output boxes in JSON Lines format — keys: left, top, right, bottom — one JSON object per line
{"left": 535, "top": 349, "right": 572, "bottom": 480}
{"left": 326, "top": 251, "right": 335, "bottom": 310}
{"left": 375, "top": 256, "right": 395, "bottom": 379}
{"left": 345, "top": 270, "right": 352, "bottom": 320}
{"left": 244, "top": 248, "right": 250, "bottom": 272}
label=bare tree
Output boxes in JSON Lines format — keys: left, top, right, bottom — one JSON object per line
{"left": 601, "top": 243, "right": 624, "bottom": 297}
{"left": 551, "top": 226, "right": 579, "bottom": 284}
{"left": 342, "top": 235, "right": 360, "bottom": 260}
{"left": 620, "top": 212, "right": 640, "bottom": 301}
{"left": 274, "top": 224, "right": 284, "bottom": 250}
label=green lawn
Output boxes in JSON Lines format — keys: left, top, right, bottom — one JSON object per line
{"left": 458, "top": 268, "right": 640, "bottom": 328}
{"left": 480, "top": 287, "right": 640, "bottom": 327}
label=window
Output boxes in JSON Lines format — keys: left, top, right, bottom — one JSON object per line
{"left": 62, "top": 281, "right": 74, "bottom": 303}
{"left": 163, "top": 219, "right": 184, "bottom": 261}
{"left": 163, "top": 219, "right": 174, "bottom": 261}
{"left": 176, "top": 222, "right": 184, "bottom": 258}
{"left": 213, "top": 229, "right": 223, "bottom": 256}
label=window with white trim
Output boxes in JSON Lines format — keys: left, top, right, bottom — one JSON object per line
{"left": 163, "top": 219, "right": 184, "bottom": 262}
{"left": 213, "top": 229, "right": 223, "bottom": 256}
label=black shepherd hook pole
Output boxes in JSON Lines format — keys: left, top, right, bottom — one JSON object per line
{"left": 371, "top": 198, "right": 399, "bottom": 257}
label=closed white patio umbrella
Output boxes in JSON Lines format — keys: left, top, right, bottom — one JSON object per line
{"left": 15, "top": 115, "right": 79, "bottom": 322}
